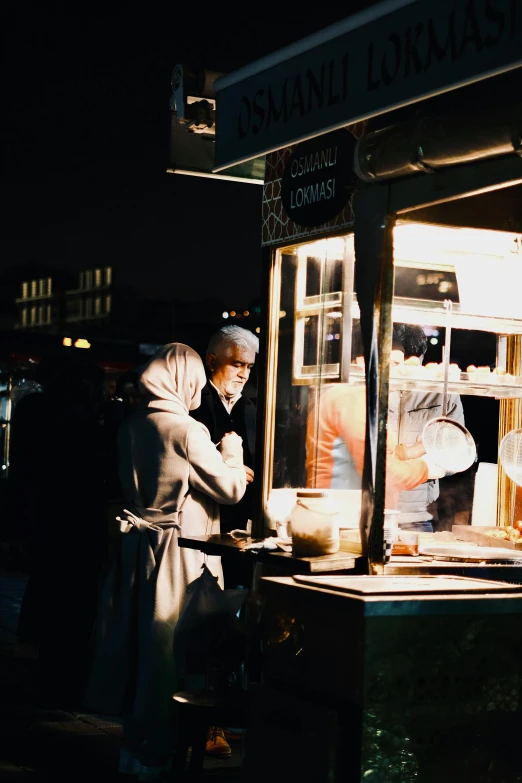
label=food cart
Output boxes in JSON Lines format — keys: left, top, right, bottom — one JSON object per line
{"left": 173, "top": 0, "right": 522, "bottom": 779}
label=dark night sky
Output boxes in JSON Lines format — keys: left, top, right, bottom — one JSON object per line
{"left": 1, "top": 2, "right": 376, "bottom": 308}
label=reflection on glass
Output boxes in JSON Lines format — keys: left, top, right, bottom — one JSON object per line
{"left": 303, "top": 316, "right": 318, "bottom": 367}
{"left": 305, "top": 256, "right": 321, "bottom": 298}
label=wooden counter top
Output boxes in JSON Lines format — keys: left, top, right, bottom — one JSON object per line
{"left": 178, "top": 534, "right": 365, "bottom": 575}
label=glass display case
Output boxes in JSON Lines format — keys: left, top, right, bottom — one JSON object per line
{"left": 261, "top": 220, "right": 522, "bottom": 538}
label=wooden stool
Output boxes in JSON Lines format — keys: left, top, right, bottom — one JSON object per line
{"left": 171, "top": 689, "right": 247, "bottom": 781}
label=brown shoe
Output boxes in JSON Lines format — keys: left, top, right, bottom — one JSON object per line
{"left": 205, "top": 726, "right": 232, "bottom": 758}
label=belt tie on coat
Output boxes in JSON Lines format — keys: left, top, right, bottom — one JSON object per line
{"left": 118, "top": 507, "right": 182, "bottom": 533}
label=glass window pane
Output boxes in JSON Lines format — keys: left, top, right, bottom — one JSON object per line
{"left": 264, "top": 235, "right": 364, "bottom": 537}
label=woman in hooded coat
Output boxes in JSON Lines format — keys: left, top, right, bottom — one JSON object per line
{"left": 85, "top": 343, "right": 246, "bottom": 777}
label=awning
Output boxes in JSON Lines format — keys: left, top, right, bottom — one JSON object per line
{"left": 214, "top": 0, "right": 522, "bottom": 171}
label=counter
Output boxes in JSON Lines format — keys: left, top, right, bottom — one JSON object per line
{"left": 178, "top": 534, "right": 365, "bottom": 575}
{"left": 178, "top": 534, "right": 522, "bottom": 584}
{"left": 244, "top": 574, "right": 522, "bottom": 783}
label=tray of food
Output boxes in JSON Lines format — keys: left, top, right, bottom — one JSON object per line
{"left": 452, "top": 524, "right": 522, "bottom": 550}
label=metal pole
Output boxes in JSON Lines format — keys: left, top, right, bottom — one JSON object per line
{"left": 354, "top": 185, "right": 395, "bottom": 575}
{"left": 3, "top": 372, "right": 14, "bottom": 480}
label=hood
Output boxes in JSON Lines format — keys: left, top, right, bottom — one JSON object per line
{"left": 139, "top": 343, "right": 206, "bottom": 415}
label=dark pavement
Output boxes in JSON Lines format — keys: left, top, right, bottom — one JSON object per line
{"left": 0, "top": 568, "right": 242, "bottom": 781}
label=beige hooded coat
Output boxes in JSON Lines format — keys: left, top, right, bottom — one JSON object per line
{"left": 84, "top": 344, "right": 246, "bottom": 728}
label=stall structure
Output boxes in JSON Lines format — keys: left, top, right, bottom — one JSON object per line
{"left": 173, "top": 1, "right": 522, "bottom": 780}
{"left": 211, "top": 0, "right": 522, "bottom": 572}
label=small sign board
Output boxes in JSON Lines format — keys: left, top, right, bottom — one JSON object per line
{"left": 280, "top": 129, "right": 356, "bottom": 227}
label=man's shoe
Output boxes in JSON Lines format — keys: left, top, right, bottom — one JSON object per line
{"left": 205, "top": 727, "right": 232, "bottom": 758}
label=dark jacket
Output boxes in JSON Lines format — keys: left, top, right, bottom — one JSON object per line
{"left": 191, "top": 383, "right": 256, "bottom": 532}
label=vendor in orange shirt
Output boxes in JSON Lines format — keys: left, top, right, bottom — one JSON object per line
{"left": 305, "top": 331, "right": 444, "bottom": 509}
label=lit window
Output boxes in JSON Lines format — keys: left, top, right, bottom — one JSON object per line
{"left": 95, "top": 296, "right": 101, "bottom": 315}
{"left": 30, "top": 306, "right": 36, "bottom": 324}
{"left": 63, "top": 337, "right": 73, "bottom": 347}
{"left": 47, "top": 277, "right": 52, "bottom": 295}
{"left": 39, "top": 278, "right": 46, "bottom": 296}
{"left": 21, "top": 282, "right": 28, "bottom": 299}
{"left": 74, "top": 338, "right": 91, "bottom": 349}
{"left": 94, "top": 269, "right": 102, "bottom": 287}
{"left": 21, "top": 308, "right": 28, "bottom": 326}
{"left": 38, "top": 305, "right": 44, "bottom": 324}
{"left": 105, "top": 267, "right": 112, "bottom": 285}
{"left": 105, "top": 294, "right": 112, "bottom": 313}
{"left": 31, "top": 280, "right": 37, "bottom": 298}
{"left": 46, "top": 305, "right": 51, "bottom": 323}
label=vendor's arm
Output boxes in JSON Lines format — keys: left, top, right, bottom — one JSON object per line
{"left": 187, "top": 422, "right": 246, "bottom": 505}
{"left": 334, "top": 391, "right": 429, "bottom": 493}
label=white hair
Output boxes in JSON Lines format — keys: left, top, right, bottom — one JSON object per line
{"left": 207, "top": 325, "right": 259, "bottom": 357}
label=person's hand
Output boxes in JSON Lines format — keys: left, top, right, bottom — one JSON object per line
{"left": 218, "top": 432, "right": 242, "bottom": 452}
{"left": 244, "top": 466, "right": 254, "bottom": 484}
{"left": 421, "top": 457, "right": 445, "bottom": 480}
{"left": 405, "top": 435, "right": 426, "bottom": 460}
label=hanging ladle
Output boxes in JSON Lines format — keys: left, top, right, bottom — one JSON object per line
{"left": 421, "top": 300, "right": 477, "bottom": 474}
{"left": 499, "top": 428, "right": 522, "bottom": 487}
